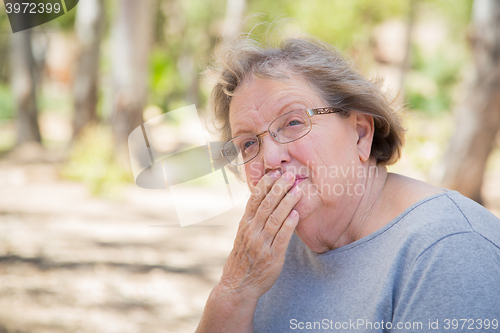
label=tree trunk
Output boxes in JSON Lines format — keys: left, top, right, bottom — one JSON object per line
{"left": 72, "top": 0, "right": 105, "bottom": 138}
{"left": 110, "top": 0, "right": 154, "bottom": 152}
{"left": 11, "top": 29, "right": 41, "bottom": 145}
{"left": 436, "top": 0, "right": 500, "bottom": 203}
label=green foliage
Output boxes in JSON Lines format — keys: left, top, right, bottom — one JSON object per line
{"left": 244, "top": 0, "right": 474, "bottom": 114}
{"left": 0, "top": 84, "right": 14, "bottom": 119}
{"left": 403, "top": 0, "right": 472, "bottom": 114}
{"left": 61, "top": 125, "right": 133, "bottom": 198}
{"left": 247, "top": 0, "right": 408, "bottom": 52}
{"left": 388, "top": 111, "right": 454, "bottom": 176}
{"left": 149, "top": 49, "right": 185, "bottom": 111}
{"left": 0, "top": 4, "right": 11, "bottom": 32}
{"left": 420, "top": 0, "right": 473, "bottom": 36}
{"left": 39, "top": 86, "right": 72, "bottom": 114}
{"left": 0, "top": 10, "right": 11, "bottom": 82}
{"left": 149, "top": 0, "right": 226, "bottom": 111}
{"left": 291, "top": 0, "right": 407, "bottom": 51}
{"left": 406, "top": 43, "right": 468, "bottom": 114}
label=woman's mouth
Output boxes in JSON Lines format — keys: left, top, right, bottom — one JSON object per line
{"left": 293, "top": 177, "right": 306, "bottom": 187}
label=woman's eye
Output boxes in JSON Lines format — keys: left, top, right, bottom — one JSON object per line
{"left": 242, "top": 140, "right": 257, "bottom": 151}
{"left": 287, "top": 119, "right": 303, "bottom": 126}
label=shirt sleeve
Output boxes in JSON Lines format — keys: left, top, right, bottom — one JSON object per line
{"left": 391, "top": 232, "right": 500, "bottom": 332}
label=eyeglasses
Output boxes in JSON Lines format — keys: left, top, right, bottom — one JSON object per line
{"left": 221, "top": 107, "right": 350, "bottom": 166}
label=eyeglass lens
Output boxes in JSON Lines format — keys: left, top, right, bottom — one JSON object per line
{"left": 223, "top": 109, "right": 312, "bottom": 166}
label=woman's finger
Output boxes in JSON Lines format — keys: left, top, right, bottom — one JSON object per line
{"left": 271, "top": 209, "right": 300, "bottom": 254}
{"left": 251, "top": 172, "right": 295, "bottom": 229}
{"left": 261, "top": 185, "right": 301, "bottom": 244}
{"left": 243, "top": 170, "right": 281, "bottom": 219}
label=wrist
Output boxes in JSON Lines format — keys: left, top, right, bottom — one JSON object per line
{"left": 195, "top": 282, "right": 257, "bottom": 333}
{"left": 211, "top": 281, "right": 259, "bottom": 309}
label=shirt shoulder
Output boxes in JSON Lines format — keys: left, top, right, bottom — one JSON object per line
{"left": 392, "top": 231, "right": 500, "bottom": 326}
{"left": 379, "top": 191, "right": 500, "bottom": 256}
{"left": 443, "top": 191, "right": 500, "bottom": 248}
{"left": 388, "top": 193, "right": 500, "bottom": 325}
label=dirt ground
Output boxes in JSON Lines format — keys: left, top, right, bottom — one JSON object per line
{"left": 0, "top": 147, "right": 243, "bottom": 333}
{"left": 0, "top": 144, "right": 499, "bottom": 333}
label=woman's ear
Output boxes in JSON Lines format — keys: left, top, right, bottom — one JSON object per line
{"left": 355, "top": 113, "right": 375, "bottom": 162}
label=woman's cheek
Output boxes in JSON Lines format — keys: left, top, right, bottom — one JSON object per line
{"left": 249, "top": 178, "right": 259, "bottom": 188}
{"left": 245, "top": 162, "right": 264, "bottom": 188}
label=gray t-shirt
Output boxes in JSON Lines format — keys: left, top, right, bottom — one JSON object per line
{"left": 254, "top": 191, "right": 500, "bottom": 332}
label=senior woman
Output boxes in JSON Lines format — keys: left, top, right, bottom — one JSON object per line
{"left": 196, "top": 37, "right": 500, "bottom": 332}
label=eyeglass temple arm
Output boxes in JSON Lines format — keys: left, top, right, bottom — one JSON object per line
{"left": 306, "top": 107, "right": 350, "bottom": 117}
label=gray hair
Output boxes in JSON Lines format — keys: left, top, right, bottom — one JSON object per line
{"left": 206, "top": 36, "right": 405, "bottom": 165}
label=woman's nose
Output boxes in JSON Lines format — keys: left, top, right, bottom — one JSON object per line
{"left": 260, "top": 134, "right": 291, "bottom": 170}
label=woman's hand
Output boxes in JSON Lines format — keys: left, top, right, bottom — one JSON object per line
{"left": 195, "top": 170, "right": 301, "bottom": 333}
{"left": 218, "top": 170, "right": 302, "bottom": 300}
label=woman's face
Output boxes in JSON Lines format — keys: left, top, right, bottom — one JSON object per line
{"left": 229, "top": 74, "right": 374, "bottom": 250}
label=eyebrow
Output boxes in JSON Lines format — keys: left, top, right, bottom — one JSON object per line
{"left": 230, "top": 100, "right": 308, "bottom": 138}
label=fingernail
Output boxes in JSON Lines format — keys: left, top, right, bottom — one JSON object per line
{"left": 284, "top": 172, "right": 294, "bottom": 181}
{"left": 270, "top": 170, "right": 281, "bottom": 178}
{"left": 291, "top": 186, "right": 300, "bottom": 195}
{"left": 290, "top": 210, "right": 298, "bottom": 218}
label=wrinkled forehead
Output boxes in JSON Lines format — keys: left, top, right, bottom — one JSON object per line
{"left": 228, "top": 74, "right": 325, "bottom": 136}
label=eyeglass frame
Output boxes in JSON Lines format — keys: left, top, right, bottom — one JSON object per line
{"left": 221, "top": 106, "right": 351, "bottom": 166}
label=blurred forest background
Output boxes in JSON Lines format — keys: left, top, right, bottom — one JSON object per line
{"left": 0, "top": 0, "right": 499, "bottom": 332}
